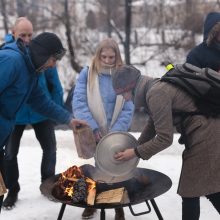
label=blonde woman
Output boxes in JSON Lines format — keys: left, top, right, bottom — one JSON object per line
{"left": 72, "top": 38, "right": 134, "bottom": 220}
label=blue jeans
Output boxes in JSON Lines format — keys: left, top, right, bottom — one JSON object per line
{"left": 4, "top": 120, "right": 56, "bottom": 191}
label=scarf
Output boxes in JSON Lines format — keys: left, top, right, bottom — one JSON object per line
{"left": 87, "top": 66, "right": 125, "bottom": 135}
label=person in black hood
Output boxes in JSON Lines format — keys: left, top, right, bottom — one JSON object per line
{"left": 29, "top": 32, "right": 66, "bottom": 72}
{"left": 186, "top": 12, "right": 220, "bottom": 71}
{"left": 0, "top": 31, "right": 87, "bottom": 213}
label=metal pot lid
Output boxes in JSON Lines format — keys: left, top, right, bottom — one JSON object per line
{"left": 95, "top": 132, "right": 139, "bottom": 177}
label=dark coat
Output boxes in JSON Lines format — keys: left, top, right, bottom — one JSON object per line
{"left": 0, "top": 41, "right": 71, "bottom": 150}
{"left": 136, "top": 76, "right": 220, "bottom": 197}
{"left": 186, "top": 12, "right": 220, "bottom": 71}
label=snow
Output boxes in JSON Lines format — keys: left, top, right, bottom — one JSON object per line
{"left": 1, "top": 129, "right": 219, "bottom": 220}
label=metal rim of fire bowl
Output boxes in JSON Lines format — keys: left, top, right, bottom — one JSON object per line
{"left": 95, "top": 131, "right": 139, "bottom": 177}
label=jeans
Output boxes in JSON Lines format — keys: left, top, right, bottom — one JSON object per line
{"left": 4, "top": 120, "right": 56, "bottom": 191}
{"left": 182, "top": 192, "right": 220, "bottom": 220}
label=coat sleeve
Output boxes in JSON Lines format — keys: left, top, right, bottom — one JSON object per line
{"left": 44, "top": 67, "right": 64, "bottom": 106}
{"left": 136, "top": 89, "right": 174, "bottom": 160}
{"left": 138, "top": 116, "right": 156, "bottom": 144}
{"left": 72, "top": 67, "right": 99, "bottom": 130}
{"left": 110, "top": 100, "right": 134, "bottom": 132}
{"left": 28, "top": 82, "right": 72, "bottom": 124}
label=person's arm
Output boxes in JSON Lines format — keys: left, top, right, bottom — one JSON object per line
{"left": 44, "top": 67, "right": 63, "bottom": 106}
{"left": 72, "top": 67, "right": 99, "bottom": 130}
{"left": 115, "top": 88, "right": 174, "bottom": 161}
{"left": 28, "top": 81, "right": 87, "bottom": 128}
{"left": 110, "top": 99, "right": 134, "bottom": 132}
{"left": 138, "top": 117, "right": 156, "bottom": 144}
{"left": 135, "top": 89, "right": 174, "bottom": 160}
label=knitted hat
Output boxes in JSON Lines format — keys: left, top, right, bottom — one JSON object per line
{"left": 29, "top": 32, "right": 66, "bottom": 70}
{"left": 112, "top": 65, "right": 141, "bottom": 94}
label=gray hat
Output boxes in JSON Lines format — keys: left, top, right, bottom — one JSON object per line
{"left": 112, "top": 65, "right": 141, "bottom": 94}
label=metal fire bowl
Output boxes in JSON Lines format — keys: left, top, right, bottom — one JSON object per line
{"left": 94, "top": 132, "right": 139, "bottom": 181}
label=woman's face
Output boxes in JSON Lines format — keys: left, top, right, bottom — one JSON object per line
{"left": 100, "top": 48, "right": 116, "bottom": 65}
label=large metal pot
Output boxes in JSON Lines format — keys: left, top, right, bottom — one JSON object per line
{"left": 94, "top": 132, "right": 139, "bottom": 183}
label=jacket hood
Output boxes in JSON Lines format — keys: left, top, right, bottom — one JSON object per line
{"left": 2, "top": 40, "right": 21, "bottom": 52}
{"left": 203, "top": 12, "right": 220, "bottom": 44}
{"left": 2, "top": 39, "right": 35, "bottom": 73}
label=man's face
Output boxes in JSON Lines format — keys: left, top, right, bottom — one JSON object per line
{"left": 13, "top": 20, "right": 33, "bottom": 45}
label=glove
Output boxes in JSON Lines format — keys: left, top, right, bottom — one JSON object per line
{"left": 93, "top": 128, "right": 102, "bottom": 143}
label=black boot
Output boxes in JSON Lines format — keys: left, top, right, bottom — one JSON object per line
{"left": 115, "top": 207, "right": 125, "bottom": 220}
{"left": 81, "top": 207, "right": 97, "bottom": 219}
{"left": 3, "top": 184, "right": 20, "bottom": 210}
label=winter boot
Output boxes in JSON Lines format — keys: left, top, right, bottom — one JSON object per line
{"left": 115, "top": 207, "right": 125, "bottom": 220}
{"left": 81, "top": 207, "right": 97, "bottom": 219}
{"left": 3, "top": 184, "right": 20, "bottom": 210}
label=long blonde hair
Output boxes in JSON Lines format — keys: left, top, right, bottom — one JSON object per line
{"left": 89, "top": 38, "right": 123, "bottom": 88}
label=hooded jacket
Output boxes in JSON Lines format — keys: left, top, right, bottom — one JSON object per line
{"left": 0, "top": 41, "right": 71, "bottom": 149}
{"left": 3, "top": 34, "right": 64, "bottom": 124}
{"left": 186, "top": 12, "right": 220, "bottom": 71}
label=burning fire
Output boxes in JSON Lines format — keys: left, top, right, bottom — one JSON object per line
{"left": 56, "top": 165, "right": 96, "bottom": 205}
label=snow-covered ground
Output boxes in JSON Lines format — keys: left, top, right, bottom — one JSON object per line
{"left": 1, "top": 130, "right": 219, "bottom": 220}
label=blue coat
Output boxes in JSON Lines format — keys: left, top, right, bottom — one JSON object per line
{"left": 15, "top": 67, "right": 64, "bottom": 124}
{"left": 72, "top": 67, "right": 134, "bottom": 132}
{"left": 3, "top": 34, "right": 64, "bottom": 124}
{"left": 186, "top": 12, "right": 220, "bottom": 71}
{"left": 0, "top": 41, "right": 71, "bottom": 149}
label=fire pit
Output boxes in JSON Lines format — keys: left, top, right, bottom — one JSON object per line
{"left": 40, "top": 164, "right": 172, "bottom": 220}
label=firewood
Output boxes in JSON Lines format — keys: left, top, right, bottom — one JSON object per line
{"left": 87, "top": 187, "right": 96, "bottom": 205}
{"left": 0, "top": 171, "right": 7, "bottom": 196}
{"left": 96, "top": 187, "right": 129, "bottom": 204}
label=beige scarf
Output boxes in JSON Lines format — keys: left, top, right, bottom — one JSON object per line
{"left": 87, "top": 67, "right": 124, "bottom": 135}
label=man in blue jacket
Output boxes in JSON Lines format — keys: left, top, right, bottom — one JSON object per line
{"left": 0, "top": 31, "right": 86, "bottom": 213}
{"left": 2, "top": 17, "right": 65, "bottom": 210}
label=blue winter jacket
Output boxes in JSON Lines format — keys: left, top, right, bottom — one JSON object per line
{"left": 0, "top": 41, "right": 72, "bottom": 150}
{"left": 186, "top": 12, "right": 220, "bottom": 71}
{"left": 3, "top": 34, "right": 64, "bottom": 124}
{"left": 72, "top": 67, "right": 134, "bottom": 132}
{"left": 15, "top": 68, "right": 64, "bottom": 124}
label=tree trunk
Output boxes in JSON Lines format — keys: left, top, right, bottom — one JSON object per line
{"left": 64, "top": 0, "right": 82, "bottom": 73}
{"left": 0, "top": 0, "right": 9, "bottom": 35}
{"left": 124, "top": 0, "right": 132, "bottom": 64}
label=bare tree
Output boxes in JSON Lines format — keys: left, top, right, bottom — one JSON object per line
{"left": 63, "top": 0, "right": 82, "bottom": 72}
{"left": 0, "top": 0, "right": 9, "bottom": 34}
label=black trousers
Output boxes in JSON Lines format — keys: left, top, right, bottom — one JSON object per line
{"left": 182, "top": 193, "right": 220, "bottom": 220}
{"left": 0, "top": 150, "right": 5, "bottom": 213}
{"left": 4, "top": 120, "right": 56, "bottom": 191}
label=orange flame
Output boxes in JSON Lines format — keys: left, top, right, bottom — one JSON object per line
{"left": 58, "top": 165, "right": 96, "bottom": 199}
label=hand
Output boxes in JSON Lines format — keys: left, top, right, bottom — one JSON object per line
{"left": 93, "top": 128, "right": 102, "bottom": 143}
{"left": 69, "top": 118, "right": 88, "bottom": 131}
{"left": 114, "top": 148, "right": 136, "bottom": 161}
